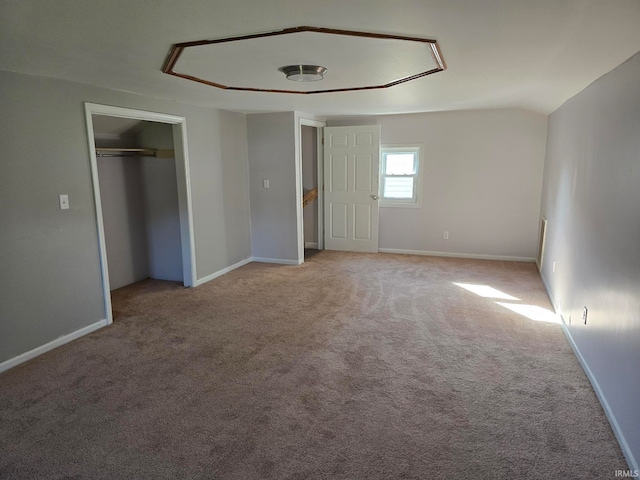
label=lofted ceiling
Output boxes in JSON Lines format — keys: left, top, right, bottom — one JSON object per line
{"left": 1, "top": 0, "right": 639, "bottom": 116}
{"left": 165, "top": 27, "right": 445, "bottom": 94}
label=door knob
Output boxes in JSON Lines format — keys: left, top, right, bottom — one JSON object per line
{"left": 371, "top": 194, "right": 379, "bottom": 200}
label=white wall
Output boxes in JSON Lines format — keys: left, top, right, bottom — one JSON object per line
{"left": 249, "top": 110, "right": 547, "bottom": 264}
{"left": 371, "top": 109, "right": 547, "bottom": 260}
{"left": 327, "top": 109, "right": 547, "bottom": 260}
{"left": 0, "top": 70, "right": 251, "bottom": 366}
{"left": 539, "top": 52, "right": 640, "bottom": 470}
{"left": 247, "top": 112, "right": 299, "bottom": 263}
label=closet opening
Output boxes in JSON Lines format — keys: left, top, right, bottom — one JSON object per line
{"left": 297, "top": 117, "right": 325, "bottom": 263}
{"left": 302, "top": 125, "right": 320, "bottom": 259}
{"left": 85, "top": 104, "right": 195, "bottom": 324}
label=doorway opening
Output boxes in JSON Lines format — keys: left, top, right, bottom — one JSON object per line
{"left": 322, "top": 125, "right": 381, "bottom": 253}
{"left": 302, "top": 125, "right": 320, "bottom": 259}
{"left": 297, "top": 117, "right": 325, "bottom": 263}
{"left": 537, "top": 217, "right": 547, "bottom": 272}
{"left": 84, "top": 104, "right": 196, "bottom": 324}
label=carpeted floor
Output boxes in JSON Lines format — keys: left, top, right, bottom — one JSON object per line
{"left": 0, "top": 252, "right": 627, "bottom": 479}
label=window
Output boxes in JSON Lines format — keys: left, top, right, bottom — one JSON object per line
{"left": 380, "top": 145, "right": 423, "bottom": 207}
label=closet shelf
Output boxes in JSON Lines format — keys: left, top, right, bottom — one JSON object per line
{"left": 303, "top": 187, "right": 318, "bottom": 207}
{"left": 95, "top": 148, "right": 174, "bottom": 158}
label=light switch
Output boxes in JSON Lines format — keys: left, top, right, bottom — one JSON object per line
{"left": 263, "top": 179, "right": 270, "bottom": 188}
{"left": 59, "top": 194, "right": 69, "bottom": 210}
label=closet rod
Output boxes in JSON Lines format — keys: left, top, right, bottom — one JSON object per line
{"left": 96, "top": 153, "right": 141, "bottom": 158}
{"left": 95, "top": 148, "right": 174, "bottom": 158}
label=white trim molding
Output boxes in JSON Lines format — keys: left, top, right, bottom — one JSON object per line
{"left": 194, "top": 257, "right": 253, "bottom": 286}
{"left": 539, "top": 272, "right": 638, "bottom": 472}
{"left": 378, "top": 248, "right": 535, "bottom": 262}
{"left": 252, "top": 257, "right": 303, "bottom": 265}
{"left": 295, "top": 114, "right": 326, "bottom": 264}
{"left": 537, "top": 216, "right": 548, "bottom": 271}
{"left": 0, "top": 320, "right": 108, "bottom": 373}
{"left": 560, "top": 320, "right": 638, "bottom": 472}
{"left": 379, "top": 143, "right": 425, "bottom": 209}
{"left": 84, "top": 102, "right": 197, "bottom": 325}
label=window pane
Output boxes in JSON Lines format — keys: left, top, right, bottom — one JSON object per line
{"left": 383, "top": 177, "right": 414, "bottom": 199}
{"left": 385, "top": 154, "right": 415, "bottom": 175}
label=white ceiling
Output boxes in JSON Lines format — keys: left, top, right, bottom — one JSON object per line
{"left": 1, "top": 0, "right": 639, "bottom": 116}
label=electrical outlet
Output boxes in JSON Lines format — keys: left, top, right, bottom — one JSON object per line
{"left": 443, "top": 231, "right": 449, "bottom": 240}
{"left": 582, "top": 306, "right": 588, "bottom": 325}
{"left": 263, "top": 179, "right": 270, "bottom": 188}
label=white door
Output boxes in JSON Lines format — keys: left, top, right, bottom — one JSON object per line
{"left": 323, "top": 125, "right": 381, "bottom": 252}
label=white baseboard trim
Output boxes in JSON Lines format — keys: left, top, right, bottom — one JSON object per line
{"left": 305, "top": 242, "right": 319, "bottom": 249}
{"left": 251, "top": 257, "right": 303, "bottom": 265}
{"left": 0, "top": 319, "right": 108, "bottom": 374}
{"left": 194, "top": 257, "right": 253, "bottom": 286}
{"left": 539, "top": 271, "right": 638, "bottom": 472}
{"left": 560, "top": 321, "right": 637, "bottom": 471}
{"left": 378, "top": 248, "right": 535, "bottom": 263}
{"left": 539, "top": 270, "right": 559, "bottom": 313}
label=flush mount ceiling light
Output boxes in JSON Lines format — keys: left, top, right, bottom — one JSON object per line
{"left": 279, "top": 65, "right": 327, "bottom": 82}
{"left": 162, "top": 26, "right": 446, "bottom": 95}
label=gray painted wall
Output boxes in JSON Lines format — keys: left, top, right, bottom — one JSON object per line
{"left": 376, "top": 109, "right": 548, "bottom": 259}
{"left": 95, "top": 123, "right": 182, "bottom": 290}
{"left": 539, "top": 52, "right": 640, "bottom": 469}
{"left": 97, "top": 153, "right": 150, "bottom": 289}
{"left": 326, "top": 117, "right": 378, "bottom": 127}
{"left": 247, "top": 112, "right": 298, "bottom": 262}
{"left": 0, "top": 70, "right": 251, "bottom": 364}
{"left": 140, "top": 155, "right": 183, "bottom": 282}
{"left": 138, "top": 123, "right": 183, "bottom": 283}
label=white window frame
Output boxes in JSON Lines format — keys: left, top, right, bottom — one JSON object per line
{"left": 380, "top": 144, "right": 424, "bottom": 208}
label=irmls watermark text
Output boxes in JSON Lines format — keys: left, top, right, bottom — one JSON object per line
{"left": 615, "top": 470, "right": 639, "bottom": 478}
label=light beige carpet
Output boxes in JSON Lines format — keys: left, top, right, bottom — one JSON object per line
{"left": 0, "top": 252, "right": 627, "bottom": 479}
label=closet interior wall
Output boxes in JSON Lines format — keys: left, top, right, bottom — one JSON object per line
{"left": 94, "top": 118, "right": 183, "bottom": 291}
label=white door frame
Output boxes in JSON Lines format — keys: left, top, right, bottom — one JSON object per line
{"left": 537, "top": 216, "right": 548, "bottom": 272}
{"left": 295, "top": 115, "right": 326, "bottom": 263}
{"left": 84, "top": 103, "right": 197, "bottom": 324}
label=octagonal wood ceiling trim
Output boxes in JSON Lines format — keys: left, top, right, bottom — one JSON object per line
{"left": 162, "top": 26, "right": 446, "bottom": 95}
